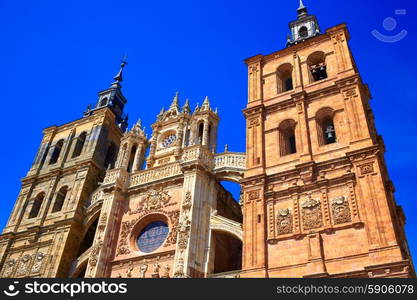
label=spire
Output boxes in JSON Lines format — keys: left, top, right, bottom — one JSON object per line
{"left": 112, "top": 55, "right": 128, "bottom": 87}
{"left": 201, "top": 96, "right": 211, "bottom": 111}
{"left": 169, "top": 91, "right": 180, "bottom": 111}
{"left": 157, "top": 107, "right": 165, "bottom": 120}
{"left": 182, "top": 98, "right": 191, "bottom": 114}
{"left": 131, "top": 118, "right": 146, "bottom": 137}
{"left": 297, "top": 0, "right": 308, "bottom": 17}
{"left": 287, "top": 0, "right": 320, "bottom": 46}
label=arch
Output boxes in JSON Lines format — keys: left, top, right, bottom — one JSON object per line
{"left": 99, "top": 97, "right": 108, "bottom": 107}
{"left": 52, "top": 186, "right": 68, "bottom": 213}
{"left": 70, "top": 259, "right": 88, "bottom": 278}
{"left": 127, "top": 144, "right": 137, "bottom": 172}
{"left": 299, "top": 26, "right": 308, "bottom": 38}
{"left": 104, "top": 142, "right": 117, "bottom": 170}
{"left": 307, "top": 51, "right": 327, "bottom": 82}
{"left": 276, "top": 63, "right": 293, "bottom": 94}
{"left": 315, "top": 107, "right": 337, "bottom": 145}
{"left": 195, "top": 121, "right": 204, "bottom": 145}
{"left": 72, "top": 132, "right": 87, "bottom": 158}
{"left": 49, "top": 139, "right": 64, "bottom": 164}
{"left": 28, "top": 192, "right": 45, "bottom": 219}
{"left": 209, "top": 230, "right": 242, "bottom": 275}
{"left": 76, "top": 216, "right": 99, "bottom": 257}
{"left": 278, "top": 119, "right": 297, "bottom": 156}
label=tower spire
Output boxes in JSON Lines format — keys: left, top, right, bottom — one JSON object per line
{"left": 297, "top": 0, "right": 308, "bottom": 17}
{"left": 112, "top": 55, "right": 128, "bottom": 86}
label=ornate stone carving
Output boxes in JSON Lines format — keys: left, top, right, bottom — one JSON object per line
{"left": 116, "top": 219, "right": 135, "bottom": 255}
{"left": 31, "top": 252, "right": 45, "bottom": 273}
{"left": 162, "top": 264, "right": 170, "bottom": 278}
{"left": 331, "top": 196, "right": 351, "bottom": 225}
{"left": 126, "top": 261, "right": 134, "bottom": 278}
{"left": 247, "top": 190, "right": 260, "bottom": 201}
{"left": 151, "top": 261, "right": 160, "bottom": 278}
{"left": 182, "top": 192, "right": 192, "bottom": 209}
{"left": 134, "top": 188, "right": 171, "bottom": 212}
{"left": 16, "top": 254, "right": 32, "bottom": 276}
{"left": 165, "top": 211, "right": 180, "bottom": 246}
{"left": 139, "top": 264, "right": 148, "bottom": 278}
{"left": 2, "top": 259, "right": 16, "bottom": 277}
{"left": 276, "top": 208, "right": 293, "bottom": 235}
{"left": 89, "top": 239, "right": 103, "bottom": 267}
{"left": 301, "top": 198, "right": 323, "bottom": 230}
{"left": 177, "top": 215, "right": 191, "bottom": 250}
{"left": 359, "top": 163, "right": 374, "bottom": 175}
{"left": 174, "top": 257, "right": 185, "bottom": 278}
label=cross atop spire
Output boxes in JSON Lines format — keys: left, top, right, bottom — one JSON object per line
{"left": 297, "top": 0, "right": 308, "bottom": 17}
{"left": 113, "top": 55, "right": 128, "bottom": 85}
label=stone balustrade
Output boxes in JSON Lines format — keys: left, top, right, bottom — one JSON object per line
{"left": 213, "top": 152, "right": 246, "bottom": 172}
{"left": 129, "top": 163, "right": 182, "bottom": 187}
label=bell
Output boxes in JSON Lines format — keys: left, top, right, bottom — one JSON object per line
{"left": 325, "top": 125, "right": 334, "bottom": 139}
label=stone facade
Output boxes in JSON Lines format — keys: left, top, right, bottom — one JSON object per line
{"left": 241, "top": 4, "right": 414, "bottom": 278}
{"left": 0, "top": 3, "right": 414, "bottom": 279}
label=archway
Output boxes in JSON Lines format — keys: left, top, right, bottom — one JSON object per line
{"left": 211, "top": 230, "right": 242, "bottom": 275}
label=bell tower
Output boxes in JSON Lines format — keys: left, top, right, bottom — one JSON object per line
{"left": 0, "top": 61, "right": 128, "bottom": 277}
{"left": 242, "top": 1, "right": 414, "bottom": 278}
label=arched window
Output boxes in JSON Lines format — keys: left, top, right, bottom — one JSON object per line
{"left": 52, "top": 186, "right": 68, "bottom": 212}
{"left": 127, "top": 145, "right": 137, "bottom": 172}
{"left": 197, "top": 122, "right": 204, "bottom": 145}
{"left": 99, "top": 97, "right": 108, "bottom": 107}
{"left": 307, "top": 51, "right": 327, "bottom": 82}
{"left": 72, "top": 132, "right": 87, "bottom": 158}
{"left": 183, "top": 128, "right": 190, "bottom": 147}
{"left": 29, "top": 192, "right": 45, "bottom": 219}
{"left": 299, "top": 26, "right": 308, "bottom": 38}
{"left": 277, "top": 63, "right": 293, "bottom": 94}
{"left": 104, "top": 142, "right": 117, "bottom": 170}
{"left": 279, "top": 120, "right": 297, "bottom": 156}
{"left": 49, "top": 139, "right": 64, "bottom": 164}
{"left": 316, "top": 107, "right": 337, "bottom": 145}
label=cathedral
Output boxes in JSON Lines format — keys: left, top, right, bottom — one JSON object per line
{"left": 0, "top": 1, "right": 414, "bottom": 278}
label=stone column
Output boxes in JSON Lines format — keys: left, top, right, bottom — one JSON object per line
{"left": 202, "top": 120, "right": 209, "bottom": 146}
{"left": 132, "top": 142, "right": 144, "bottom": 172}
{"left": 147, "top": 131, "right": 159, "bottom": 168}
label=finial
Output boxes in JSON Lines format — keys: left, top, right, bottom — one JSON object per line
{"left": 170, "top": 91, "right": 180, "bottom": 110}
{"left": 113, "top": 54, "right": 128, "bottom": 84}
{"left": 297, "top": 0, "right": 308, "bottom": 16}
{"left": 201, "top": 96, "right": 211, "bottom": 111}
{"left": 182, "top": 98, "right": 191, "bottom": 114}
{"left": 224, "top": 144, "right": 228, "bottom": 152}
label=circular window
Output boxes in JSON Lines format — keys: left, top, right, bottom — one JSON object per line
{"left": 137, "top": 221, "right": 169, "bottom": 253}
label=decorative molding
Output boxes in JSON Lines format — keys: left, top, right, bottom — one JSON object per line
{"left": 301, "top": 198, "right": 323, "bottom": 230}
{"left": 276, "top": 208, "right": 293, "bottom": 235}
{"left": 331, "top": 196, "right": 351, "bottom": 225}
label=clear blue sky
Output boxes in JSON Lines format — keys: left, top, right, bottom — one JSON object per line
{"left": 1, "top": 0, "right": 416, "bottom": 262}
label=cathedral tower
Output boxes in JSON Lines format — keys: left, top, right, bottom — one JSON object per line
{"left": 0, "top": 61, "right": 129, "bottom": 277}
{"left": 241, "top": 1, "right": 414, "bottom": 278}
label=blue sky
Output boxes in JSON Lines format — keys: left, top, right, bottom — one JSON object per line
{"left": 1, "top": 0, "right": 416, "bottom": 262}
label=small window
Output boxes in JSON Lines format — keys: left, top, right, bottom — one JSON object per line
{"left": 316, "top": 107, "right": 337, "bottom": 146}
{"left": 197, "top": 123, "right": 204, "bottom": 145}
{"left": 299, "top": 26, "right": 308, "bottom": 38}
{"left": 279, "top": 120, "right": 297, "bottom": 156}
{"left": 307, "top": 51, "right": 328, "bottom": 82}
{"left": 99, "top": 97, "right": 108, "bottom": 107}
{"left": 104, "top": 142, "right": 117, "bottom": 170}
{"left": 127, "top": 145, "right": 137, "bottom": 173}
{"left": 29, "top": 193, "right": 45, "bottom": 219}
{"left": 72, "top": 132, "right": 87, "bottom": 158}
{"left": 49, "top": 139, "right": 64, "bottom": 164}
{"left": 52, "top": 186, "right": 68, "bottom": 212}
{"left": 277, "top": 63, "right": 294, "bottom": 94}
